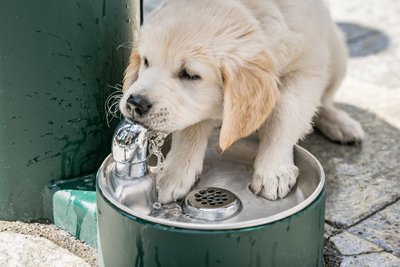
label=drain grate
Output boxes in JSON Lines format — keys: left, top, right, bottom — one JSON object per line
{"left": 192, "top": 188, "right": 235, "bottom": 208}
{"left": 183, "top": 187, "right": 241, "bottom": 221}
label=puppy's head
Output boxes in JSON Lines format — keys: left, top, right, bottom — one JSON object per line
{"left": 120, "top": 0, "right": 279, "bottom": 150}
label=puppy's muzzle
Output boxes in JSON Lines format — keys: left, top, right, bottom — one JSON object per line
{"left": 126, "top": 95, "right": 152, "bottom": 117}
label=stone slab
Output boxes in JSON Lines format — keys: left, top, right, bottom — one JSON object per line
{"left": 331, "top": 231, "right": 383, "bottom": 256}
{"left": 0, "top": 232, "right": 90, "bottom": 267}
{"left": 341, "top": 252, "right": 400, "bottom": 267}
{"left": 0, "top": 220, "right": 97, "bottom": 266}
{"left": 302, "top": 104, "right": 400, "bottom": 227}
{"left": 349, "top": 200, "right": 400, "bottom": 256}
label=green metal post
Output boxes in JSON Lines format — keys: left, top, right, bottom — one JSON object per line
{"left": 0, "top": 0, "right": 138, "bottom": 220}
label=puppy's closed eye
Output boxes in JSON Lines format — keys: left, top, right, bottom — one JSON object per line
{"left": 178, "top": 68, "right": 201, "bottom": 81}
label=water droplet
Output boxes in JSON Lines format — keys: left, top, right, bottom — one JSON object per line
{"left": 153, "top": 202, "right": 162, "bottom": 209}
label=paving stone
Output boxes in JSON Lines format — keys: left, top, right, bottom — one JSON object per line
{"left": 0, "top": 221, "right": 97, "bottom": 266}
{"left": 0, "top": 232, "right": 90, "bottom": 267}
{"left": 348, "top": 200, "right": 400, "bottom": 256}
{"left": 330, "top": 231, "right": 383, "bottom": 256}
{"left": 325, "top": 223, "right": 341, "bottom": 239}
{"left": 302, "top": 104, "right": 400, "bottom": 227}
{"left": 341, "top": 252, "right": 400, "bottom": 267}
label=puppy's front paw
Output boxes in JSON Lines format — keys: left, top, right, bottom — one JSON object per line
{"left": 250, "top": 165, "right": 299, "bottom": 200}
{"left": 156, "top": 166, "right": 198, "bottom": 204}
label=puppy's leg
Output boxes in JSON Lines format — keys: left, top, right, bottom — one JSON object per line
{"left": 315, "top": 35, "right": 364, "bottom": 144}
{"left": 251, "top": 73, "right": 324, "bottom": 200}
{"left": 157, "top": 120, "right": 214, "bottom": 203}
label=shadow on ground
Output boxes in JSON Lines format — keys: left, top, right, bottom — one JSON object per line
{"left": 337, "top": 22, "right": 390, "bottom": 57}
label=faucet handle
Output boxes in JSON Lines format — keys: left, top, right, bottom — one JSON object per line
{"left": 112, "top": 119, "right": 149, "bottom": 164}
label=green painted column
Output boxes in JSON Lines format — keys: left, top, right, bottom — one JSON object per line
{"left": 0, "top": 0, "right": 139, "bottom": 220}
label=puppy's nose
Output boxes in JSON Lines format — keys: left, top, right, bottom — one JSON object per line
{"left": 126, "top": 95, "right": 152, "bottom": 116}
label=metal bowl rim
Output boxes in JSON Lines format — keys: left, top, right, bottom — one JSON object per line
{"left": 97, "top": 145, "right": 325, "bottom": 230}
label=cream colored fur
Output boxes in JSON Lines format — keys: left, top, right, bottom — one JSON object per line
{"left": 120, "top": 0, "right": 364, "bottom": 203}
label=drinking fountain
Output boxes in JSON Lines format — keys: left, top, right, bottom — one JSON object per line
{"left": 97, "top": 119, "right": 326, "bottom": 267}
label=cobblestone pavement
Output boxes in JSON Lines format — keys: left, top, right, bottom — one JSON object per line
{"left": 1, "top": 0, "right": 399, "bottom": 266}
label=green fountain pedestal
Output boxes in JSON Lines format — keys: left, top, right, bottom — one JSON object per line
{"left": 0, "top": 0, "right": 137, "bottom": 220}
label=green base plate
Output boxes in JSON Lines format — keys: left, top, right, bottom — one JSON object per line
{"left": 48, "top": 175, "right": 98, "bottom": 247}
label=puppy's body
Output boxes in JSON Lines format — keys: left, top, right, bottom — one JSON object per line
{"left": 120, "top": 0, "right": 364, "bottom": 203}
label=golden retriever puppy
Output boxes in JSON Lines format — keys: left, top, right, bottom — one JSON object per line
{"left": 120, "top": 0, "right": 364, "bottom": 203}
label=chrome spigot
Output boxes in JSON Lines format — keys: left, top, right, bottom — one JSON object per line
{"left": 112, "top": 119, "right": 149, "bottom": 178}
{"left": 110, "top": 119, "right": 156, "bottom": 212}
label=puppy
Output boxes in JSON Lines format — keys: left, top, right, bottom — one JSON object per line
{"left": 120, "top": 0, "right": 364, "bottom": 203}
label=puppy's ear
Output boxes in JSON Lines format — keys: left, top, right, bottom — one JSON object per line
{"left": 220, "top": 51, "right": 280, "bottom": 151}
{"left": 122, "top": 51, "right": 141, "bottom": 92}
